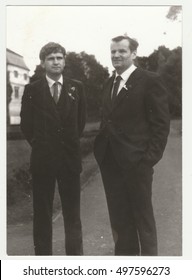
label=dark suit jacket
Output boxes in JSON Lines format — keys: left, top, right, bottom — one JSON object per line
{"left": 20, "top": 75, "right": 86, "bottom": 174}
{"left": 94, "top": 67, "right": 170, "bottom": 169}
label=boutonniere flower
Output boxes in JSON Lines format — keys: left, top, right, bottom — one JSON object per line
{"left": 68, "top": 86, "right": 76, "bottom": 100}
{"left": 123, "top": 84, "right": 132, "bottom": 91}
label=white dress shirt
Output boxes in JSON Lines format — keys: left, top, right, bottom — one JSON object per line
{"left": 46, "top": 75, "right": 63, "bottom": 98}
{"left": 112, "top": 64, "right": 137, "bottom": 96}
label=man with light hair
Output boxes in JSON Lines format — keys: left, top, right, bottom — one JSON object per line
{"left": 94, "top": 35, "right": 170, "bottom": 256}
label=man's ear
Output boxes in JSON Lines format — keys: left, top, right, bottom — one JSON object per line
{"left": 132, "top": 51, "right": 137, "bottom": 60}
{"left": 40, "top": 60, "right": 45, "bottom": 69}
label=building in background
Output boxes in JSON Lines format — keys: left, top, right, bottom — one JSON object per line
{"left": 7, "top": 49, "right": 30, "bottom": 125}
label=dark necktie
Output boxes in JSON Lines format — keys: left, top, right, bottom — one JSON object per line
{"left": 53, "top": 82, "right": 60, "bottom": 104}
{"left": 111, "top": 75, "right": 122, "bottom": 103}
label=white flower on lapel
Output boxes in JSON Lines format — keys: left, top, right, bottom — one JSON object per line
{"left": 123, "top": 84, "right": 132, "bottom": 91}
{"left": 70, "top": 86, "right": 76, "bottom": 92}
{"left": 68, "top": 93, "right": 75, "bottom": 100}
{"left": 68, "top": 86, "right": 76, "bottom": 100}
{"left": 123, "top": 85, "right": 128, "bottom": 91}
{"left": 123, "top": 84, "right": 132, "bottom": 98}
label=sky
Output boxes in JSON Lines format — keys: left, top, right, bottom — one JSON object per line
{"left": 6, "top": 5, "right": 182, "bottom": 76}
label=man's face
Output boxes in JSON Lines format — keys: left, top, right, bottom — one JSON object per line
{"left": 41, "top": 52, "right": 65, "bottom": 77}
{"left": 110, "top": 39, "right": 136, "bottom": 74}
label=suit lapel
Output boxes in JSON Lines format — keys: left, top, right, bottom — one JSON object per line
{"left": 41, "top": 76, "right": 57, "bottom": 106}
{"left": 112, "top": 68, "right": 143, "bottom": 109}
{"left": 61, "top": 77, "right": 77, "bottom": 107}
{"left": 57, "top": 78, "right": 68, "bottom": 105}
{"left": 57, "top": 77, "right": 77, "bottom": 119}
{"left": 103, "top": 76, "right": 115, "bottom": 113}
{"left": 42, "top": 76, "right": 52, "bottom": 99}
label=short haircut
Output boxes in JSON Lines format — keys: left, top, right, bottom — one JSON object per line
{"left": 39, "top": 42, "right": 66, "bottom": 61}
{"left": 111, "top": 35, "right": 139, "bottom": 52}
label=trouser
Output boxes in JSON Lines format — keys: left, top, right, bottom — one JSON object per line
{"left": 31, "top": 164, "right": 83, "bottom": 256}
{"left": 100, "top": 145, "right": 157, "bottom": 256}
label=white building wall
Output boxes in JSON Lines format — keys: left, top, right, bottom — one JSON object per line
{"left": 8, "top": 65, "right": 30, "bottom": 125}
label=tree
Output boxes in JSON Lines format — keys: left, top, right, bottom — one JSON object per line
{"left": 160, "top": 47, "right": 182, "bottom": 117}
{"left": 7, "top": 71, "right": 12, "bottom": 126}
{"left": 137, "top": 46, "right": 182, "bottom": 118}
{"left": 166, "top": 6, "right": 182, "bottom": 21}
{"left": 135, "top": 56, "right": 149, "bottom": 70}
{"left": 78, "top": 52, "right": 109, "bottom": 120}
{"left": 30, "top": 64, "right": 45, "bottom": 83}
{"left": 140, "top": 46, "right": 171, "bottom": 73}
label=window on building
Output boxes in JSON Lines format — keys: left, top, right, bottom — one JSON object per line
{"left": 14, "top": 86, "right": 19, "bottom": 98}
{"left": 14, "top": 71, "right": 18, "bottom": 78}
{"left": 24, "top": 73, "right": 28, "bottom": 80}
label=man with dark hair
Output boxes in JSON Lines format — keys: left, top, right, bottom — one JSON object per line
{"left": 39, "top": 42, "right": 66, "bottom": 61}
{"left": 20, "top": 42, "right": 86, "bottom": 255}
{"left": 94, "top": 35, "right": 170, "bottom": 256}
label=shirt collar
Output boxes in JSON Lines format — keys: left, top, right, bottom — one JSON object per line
{"left": 115, "top": 64, "right": 137, "bottom": 82}
{"left": 46, "top": 75, "right": 63, "bottom": 88}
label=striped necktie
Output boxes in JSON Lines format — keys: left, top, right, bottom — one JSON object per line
{"left": 111, "top": 76, "right": 122, "bottom": 103}
{"left": 53, "top": 82, "right": 60, "bottom": 104}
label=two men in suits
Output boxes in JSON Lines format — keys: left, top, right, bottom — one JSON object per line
{"left": 20, "top": 42, "right": 86, "bottom": 255}
{"left": 94, "top": 35, "right": 170, "bottom": 255}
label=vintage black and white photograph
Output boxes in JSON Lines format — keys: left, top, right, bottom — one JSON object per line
{"left": 6, "top": 5, "right": 182, "bottom": 256}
